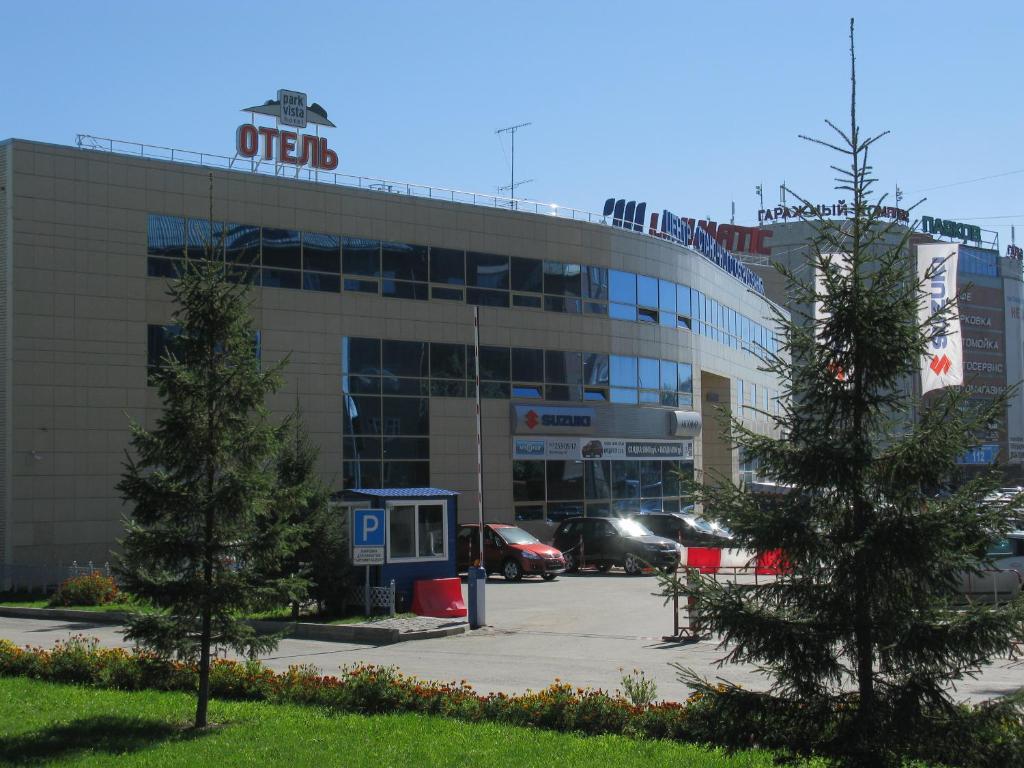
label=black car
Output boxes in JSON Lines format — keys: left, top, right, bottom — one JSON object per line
{"left": 630, "top": 511, "right": 732, "bottom": 548}
{"left": 551, "top": 517, "right": 680, "bottom": 575}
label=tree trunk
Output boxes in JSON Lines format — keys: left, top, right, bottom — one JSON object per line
{"left": 196, "top": 601, "right": 212, "bottom": 728}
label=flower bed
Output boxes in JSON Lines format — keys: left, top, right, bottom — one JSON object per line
{"left": 0, "top": 635, "right": 692, "bottom": 740}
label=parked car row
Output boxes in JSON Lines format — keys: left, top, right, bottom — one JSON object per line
{"left": 456, "top": 510, "right": 735, "bottom": 581}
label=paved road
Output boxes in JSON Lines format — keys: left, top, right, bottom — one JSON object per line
{"left": 3, "top": 571, "right": 1023, "bottom": 704}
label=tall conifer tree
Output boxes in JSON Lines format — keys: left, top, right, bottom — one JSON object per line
{"left": 117, "top": 252, "right": 296, "bottom": 728}
{"left": 675, "top": 19, "right": 1024, "bottom": 766}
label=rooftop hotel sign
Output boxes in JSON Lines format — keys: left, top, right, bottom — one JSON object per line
{"left": 235, "top": 89, "right": 339, "bottom": 170}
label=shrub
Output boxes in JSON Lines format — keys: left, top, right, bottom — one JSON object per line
{"left": 0, "top": 636, "right": 1021, "bottom": 767}
{"left": 48, "top": 572, "right": 119, "bottom": 607}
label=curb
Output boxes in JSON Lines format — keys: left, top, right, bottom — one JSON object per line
{"left": 0, "top": 607, "right": 467, "bottom": 645}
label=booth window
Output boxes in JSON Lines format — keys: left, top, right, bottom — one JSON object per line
{"left": 387, "top": 502, "right": 446, "bottom": 562}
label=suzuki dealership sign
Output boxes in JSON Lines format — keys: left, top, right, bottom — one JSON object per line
{"left": 235, "top": 89, "right": 339, "bottom": 170}
{"left": 918, "top": 244, "right": 963, "bottom": 395}
{"left": 512, "top": 405, "right": 595, "bottom": 434}
{"left": 513, "top": 437, "right": 694, "bottom": 461}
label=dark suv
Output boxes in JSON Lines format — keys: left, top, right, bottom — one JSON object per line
{"left": 552, "top": 517, "right": 680, "bottom": 575}
{"left": 630, "top": 511, "right": 732, "bottom": 548}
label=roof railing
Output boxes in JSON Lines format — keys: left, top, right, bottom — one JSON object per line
{"left": 75, "top": 134, "right": 606, "bottom": 224}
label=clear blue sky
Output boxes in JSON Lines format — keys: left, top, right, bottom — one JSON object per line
{"left": 3, "top": 1, "right": 1021, "bottom": 244}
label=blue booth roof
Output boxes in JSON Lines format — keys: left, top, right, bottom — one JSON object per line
{"left": 342, "top": 487, "right": 460, "bottom": 499}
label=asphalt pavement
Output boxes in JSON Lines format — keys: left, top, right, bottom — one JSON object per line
{"left": 3, "top": 570, "right": 1024, "bottom": 704}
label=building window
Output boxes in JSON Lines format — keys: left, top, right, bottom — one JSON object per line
{"left": 386, "top": 501, "right": 447, "bottom": 562}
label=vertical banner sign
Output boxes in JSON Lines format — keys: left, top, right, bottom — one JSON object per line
{"left": 918, "top": 243, "right": 963, "bottom": 395}
{"left": 814, "top": 254, "right": 852, "bottom": 382}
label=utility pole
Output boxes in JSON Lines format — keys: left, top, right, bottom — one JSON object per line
{"left": 496, "top": 121, "right": 532, "bottom": 208}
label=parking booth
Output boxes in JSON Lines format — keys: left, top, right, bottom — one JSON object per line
{"left": 334, "top": 488, "right": 464, "bottom": 617}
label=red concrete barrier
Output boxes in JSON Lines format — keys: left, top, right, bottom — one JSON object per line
{"left": 411, "top": 577, "right": 468, "bottom": 618}
{"left": 756, "top": 549, "right": 790, "bottom": 575}
{"left": 684, "top": 547, "right": 722, "bottom": 574}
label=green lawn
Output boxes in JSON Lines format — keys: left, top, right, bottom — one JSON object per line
{"left": 0, "top": 677, "right": 785, "bottom": 767}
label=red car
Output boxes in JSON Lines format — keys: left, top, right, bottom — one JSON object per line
{"left": 457, "top": 523, "right": 566, "bottom": 581}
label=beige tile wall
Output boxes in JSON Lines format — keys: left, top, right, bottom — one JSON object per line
{"left": 3, "top": 139, "right": 785, "bottom": 568}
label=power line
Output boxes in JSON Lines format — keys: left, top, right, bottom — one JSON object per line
{"left": 911, "top": 168, "right": 1024, "bottom": 193}
{"left": 944, "top": 214, "right": 1024, "bottom": 221}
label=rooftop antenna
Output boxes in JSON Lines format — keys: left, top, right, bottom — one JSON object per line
{"left": 756, "top": 184, "right": 764, "bottom": 225}
{"left": 496, "top": 121, "right": 532, "bottom": 208}
{"left": 731, "top": 199, "right": 736, "bottom": 225}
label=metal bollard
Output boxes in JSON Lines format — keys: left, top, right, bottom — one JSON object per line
{"left": 468, "top": 566, "right": 486, "bottom": 629}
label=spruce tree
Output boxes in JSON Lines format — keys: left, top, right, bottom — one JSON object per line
{"left": 674, "top": 19, "right": 1024, "bottom": 766}
{"left": 116, "top": 257, "right": 296, "bottom": 729}
{"left": 263, "top": 408, "right": 344, "bottom": 619}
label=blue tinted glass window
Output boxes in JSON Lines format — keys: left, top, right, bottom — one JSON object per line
{"left": 959, "top": 245, "right": 998, "bottom": 276}
{"left": 609, "top": 303, "right": 637, "bottom": 321}
{"left": 224, "top": 224, "right": 260, "bottom": 264}
{"left": 343, "top": 238, "right": 381, "bottom": 276}
{"left": 467, "top": 252, "right": 509, "bottom": 289}
{"left": 612, "top": 461, "right": 640, "bottom": 499}
{"left": 585, "top": 461, "right": 611, "bottom": 500}
{"left": 381, "top": 241, "right": 428, "bottom": 282}
{"left": 513, "top": 294, "right": 542, "bottom": 308}
{"left": 432, "top": 287, "right": 463, "bottom": 301}
{"left": 677, "top": 285, "right": 691, "bottom": 317}
{"left": 147, "top": 214, "right": 186, "bottom": 258}
{"left": 262, "top": 228, "right": 302, "bottom": 269}
{"left": 262, "top": 268, "right": 301, "bottom": 289}
{"left": 303, "top": 232, "right": 340, "bottom": 273}
{"left": 430, "top": 343, "right": 466, "bottom": 380}
{"left": 466, "top": 288, "right": 509, "bottom": 307}
{"left": 583, "top": 266, "right": 609, "bottom": 300}
{"left": 383, "top": 437, "right": 430, "bottom": 460}
{"left": 344, "top": 278, "right": 378, "bottom": 294}
{"left": 303, "top": 272, "right": 340, "bottom": 292}
{"left": 638, "top": 357, "right": 659, "bottom": 390}
{"left": 637, "top": 275, "right": 658, "bottom": 307}
{"left": 148, "top": 258, "right": 183, "bottom": 278}
{"left": 678, "top": 363, "right": 693, "bottom": 396}
{"left": 342, "top": 337, "right": 380, "bottom": 377}
{"left": 187, "top": 219, "right": 224, "bottom": 259}
{"left": 544, "top": 262, "right": 582, "bottom": 297}
{"left": 381, "top": 280, "right": 429, "bottom": 300}
{"left": 147, "top": 324, "right": 182, "bottom": 369}
{"left": 430, "top": 247, "right": 465, "bottom": 285}
{"left": 583, "top": 353, "right": 609, "bottom": 386}
{"left": 610, "top": 355, "right": 637, "bottom": 388}
{"left": 513, "top": 384, "right": 543, "bottom": 398}
{"left": 383, "top": 340, "right": 429, "bottom": 378}
{"left": 511, "top": 348, "right": 544, "bottom": 382}
{"left": 659, "top": 280, "right": 676, "bottom": 314}
{"left": 344, "top": 461, "right": 382, "bottom": 490}
{"left": 382, "top": 397, "right": 429, "bottom": 435}
{"left": 343, "top": 395, "right": 381, "bottom": 435}
{"left": 544, "top": 351, "right": 582, "bottom": 386}
{"left": 544, "top": 296, "right": 582, "bottom": 314}
{"left": 546, "top": 461, "right": 585, "bottom": 501}
{"left": 383, "top": 461, "right": 430, "bottom": 488}
{"left": 513, "top": 461, "right": 546, "bottom": 502}
{"left": 610, "top": 388, "right": 638, "bottom": 404}
{"left": 609, "top": 270, "right": 636, "bottom": 304}
{"left": 511, "top": 257, "right": 543, "bottom": 292}
{"left": 660, "top": 360, "right": 677, "bottom": 392}
{"left": 476, "top": 346, "right": 510, "bottom": 381}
